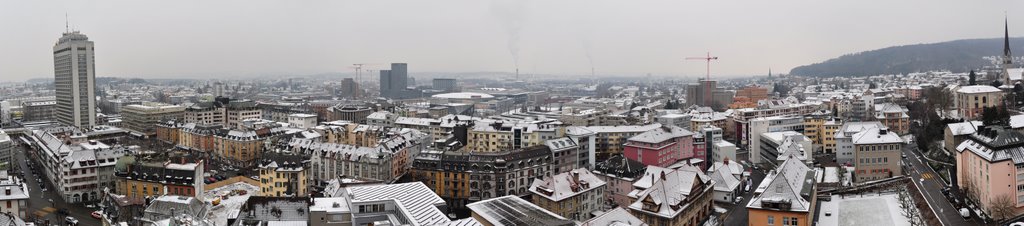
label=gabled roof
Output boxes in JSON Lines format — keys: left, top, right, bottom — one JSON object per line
{"left": 627, "top": 125, "right": 693, "bottom": 144}
{"left": 746, "top": 156, "right": 814, "bottom": 213}
{"left": 957, "top": 126, "right": 1024, "bottom": 164}
{"left": 529, "top": 168, "right": 607, "bottom": 202}
{"left": 627, "top": 165, "right": 713, "bottom": 218}
{"left": 709, "top": 164, "right": 740, "bottom": 192}
{"left": 594, "top": 154, "right": 646, "bottom": 180}
{"left": 947, "top": 121, "right": 983, "bottom": 136}
{"left": 583, "top": 207, "right": 648, "bottom": 226}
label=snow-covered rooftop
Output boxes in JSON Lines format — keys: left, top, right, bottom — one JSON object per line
{"left": 583, "top": 207, "right": 648, "bottom": 226}
{"left": 946, "top": 121, "right": 983, "bottom": 136}
{"left": 529, "top": 168, "right": 607, "bottom": 202}
{"left": 746, "top": 156, "right": 814, "bottom": 213}
{"left": 626, "top": 125, "right": 693, "bottom": 144}
{"left": 432, "top": 92, "right": 495, "bottom": 99}
{"left": 852, "top": 127, "right": 903, "bottom": 144}
{"left": 957, "top": 85, "right": 1001, "bottom": 94}
{"left": 466, "top": 196, "right": 574, "bottom": 226}
{"left": 346, "top": 182, "right": 450, "bottom": 225}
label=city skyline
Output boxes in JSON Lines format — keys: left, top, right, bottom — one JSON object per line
{"left": 1, "top": 1, "right": 1022, "bottom": 82}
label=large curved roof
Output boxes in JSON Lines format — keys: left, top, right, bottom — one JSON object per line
{"left": 432, "top": 92, "right": 494, "bottom": 99}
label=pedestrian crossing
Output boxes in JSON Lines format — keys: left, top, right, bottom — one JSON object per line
{"left": 921, "top": 172, "right": 935, "bottom": 180}
{"left": 33, "top": 207, "right": 55, "bottom": 218}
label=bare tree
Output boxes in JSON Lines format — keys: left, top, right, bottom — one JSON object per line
{"left": 990, "top": 194, "right": 1016, "bottom": 220}
{"left": 898, "top": 186, "right": 924, "bottom": 226}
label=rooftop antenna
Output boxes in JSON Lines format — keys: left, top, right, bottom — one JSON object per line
{"left": 65, "top": 13, "right": 69, "bottom": 33}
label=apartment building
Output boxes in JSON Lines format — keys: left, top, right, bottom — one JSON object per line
{"left": 571, "top": 123, "right": 663, "bottom": 162}
{"left": 955, "top": 85, "right": 1003, "bottom": 120}
{"left": 874, "top": 103, "right": 910, "bottom": 135}
{"left": 851, "top": 127, "right": 903, "bottom": 182}
{"left": 955, "top": 126, "right": 1024, "bottom": 217}
{"left": 289, "top": 129, "right": 427, "bottom": 184}
{"left": 592, "top": 154, "right": 646, "bottom": 208}
{"left": 747, "top": 116, "right": 805, "bottom": 164}
{"left": 731, "top": 97, "right": 820, "bottom": 149}
{"left": 804, "top": 115, "right": 841, "bottom": 154}
{"left": 212, "top": 126, "right": 290, "bottom": 168}
{"left": 467, "top": 120, "right": 565, "bottom": 152}
{"left": 944, "top": 120, "right": 983, "bottom": 155}
{"left": 411, "top": 145, "right": 554, "bottom": 209}
{"left": 747, "top": 156, "right": 817, "bottom": 226}
{"left": 834, "top": 121, "right": 885, "bottom": 166}
{"left": 121, "top": 102, "right": 185, "bottom": 137}
{"left": 184, "top": 97, "right": 260, "bottom": 129}
{"left": 258, "top": 154, "right": 309, "bottom": 197}
{"left": 27, "top": 130, "right": 131, "bottom": 203}
{"left": 627, "top": 164, "right": 714, "bottom": 226}
{"left": 115, "top": 160, "right": 204, "bottom": 200}
{"left": 623, "top": 125, "right": 695, "bottom": 167}
{"left": 529, "top": 168, "right": 607, "bottom": 221}
{"left": 755, "top": 131, "right": 811, "bottom": 167}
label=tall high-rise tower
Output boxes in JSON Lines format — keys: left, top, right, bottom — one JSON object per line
{"left": 378, "top": 63, "right": 409, "bottom": 98}
{"left": 53, "top": 30, "right": 96, "bottom": 129}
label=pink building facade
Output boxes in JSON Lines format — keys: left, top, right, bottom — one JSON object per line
{"left": 955, "top": 126, "right": 1024, "bottom": 218}
{"left": 623, "top": 125, "right": 694, "bottom": 167}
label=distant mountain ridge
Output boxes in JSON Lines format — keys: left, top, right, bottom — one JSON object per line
{"left": 789, "top": 37, "right": 1024, "bottom": 77}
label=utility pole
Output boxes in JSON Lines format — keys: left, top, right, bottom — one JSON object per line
{"left": 686, "top": 52, "right": 719, "bottom": 107}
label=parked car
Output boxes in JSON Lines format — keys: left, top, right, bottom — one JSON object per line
{"left": 734, "top": 196, "right": 744, "bottom": 204}
{"left": 65, "top": 216, "right": 78, "bottom": 225}
{"left": 960, "top": 208, "right": 971, "bottom": 218}
{"left": 90, "top": 211, "right": 102, "bottom": 219}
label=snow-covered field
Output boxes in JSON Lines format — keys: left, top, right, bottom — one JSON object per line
{"left": 817, "top": 193, "right": 912, "bottom": 226}
{"left": 204, "top": 182, "right": 259, "bottom": 226}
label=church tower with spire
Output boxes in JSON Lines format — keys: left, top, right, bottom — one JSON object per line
{"left": 1004, "top": 16, "right": 1013, "bottom": 67}
{"left": 1002, "top": 16, "right": 1020, "bottom": 86}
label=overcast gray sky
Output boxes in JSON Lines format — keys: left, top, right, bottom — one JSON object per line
{"left": 0, "top": 0, "right": 1020, "bottom": 80}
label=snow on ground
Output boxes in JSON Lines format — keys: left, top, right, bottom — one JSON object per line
{"left": 824, "top": 167, "right": 839, "bottom": 183}
{"left": 817, "top": 193, "right": 912, "bottom": 226}
{"left": 713, "top": 205, "right": 727, "bottom": 214}
{"left": 842, "top": 166, "right": 854, "bottom": 186}
{"left": 204, "top": 182, "right": 259, "bottom": 226}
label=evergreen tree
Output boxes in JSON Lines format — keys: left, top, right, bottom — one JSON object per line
{"left": 969, "top": 70, "right": 977, "bottom": 85}
{"left": 991, "top": 80, "right": 1004, "bottom": 88}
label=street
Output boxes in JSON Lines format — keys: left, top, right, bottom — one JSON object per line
{"left": 902, "top": 141, "right": 992, "bottom": 226}
{"left": 14, "top": 144, "right": 101, "bottom": 226}
{"left": 721, "top": 168, "right": 766, "bottom": 226}
{"left": 721, "top": 150, "right": 767, "bottom": 226}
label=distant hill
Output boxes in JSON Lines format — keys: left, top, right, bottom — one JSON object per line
{"left": 789, "top": 37, "right": 1024, "bottom": 77}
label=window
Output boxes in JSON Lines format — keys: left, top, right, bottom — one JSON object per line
{"left": 783, "top": 217, "right": 789, "bottom": 225}
{"left": 768, "top": 216, "right": 775, "bottom": 225}
{"left": 792, "top": 217, "right": 799, "bottom": 226}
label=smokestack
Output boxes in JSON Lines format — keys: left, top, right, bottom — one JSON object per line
{"left": 516, "top": 68, "right": 519, "bottom": 81}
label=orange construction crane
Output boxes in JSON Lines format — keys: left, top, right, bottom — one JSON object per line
{"left": 686, "top": 52, "right": 719, "bottom": 107}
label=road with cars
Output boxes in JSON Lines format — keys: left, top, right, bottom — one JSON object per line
{"left": 13, "top": 144, "right": 102, "bottom": 226}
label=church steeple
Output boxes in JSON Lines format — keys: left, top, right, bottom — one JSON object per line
{"left": 1005, "top": 16, "right": 1013, "bottom": 65}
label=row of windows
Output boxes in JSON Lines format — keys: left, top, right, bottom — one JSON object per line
{"left": 858, "top": 157, "right": 889, "bottom": 164}
{"left": 766, "top": 216, "right": 800, "bottom": 225}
